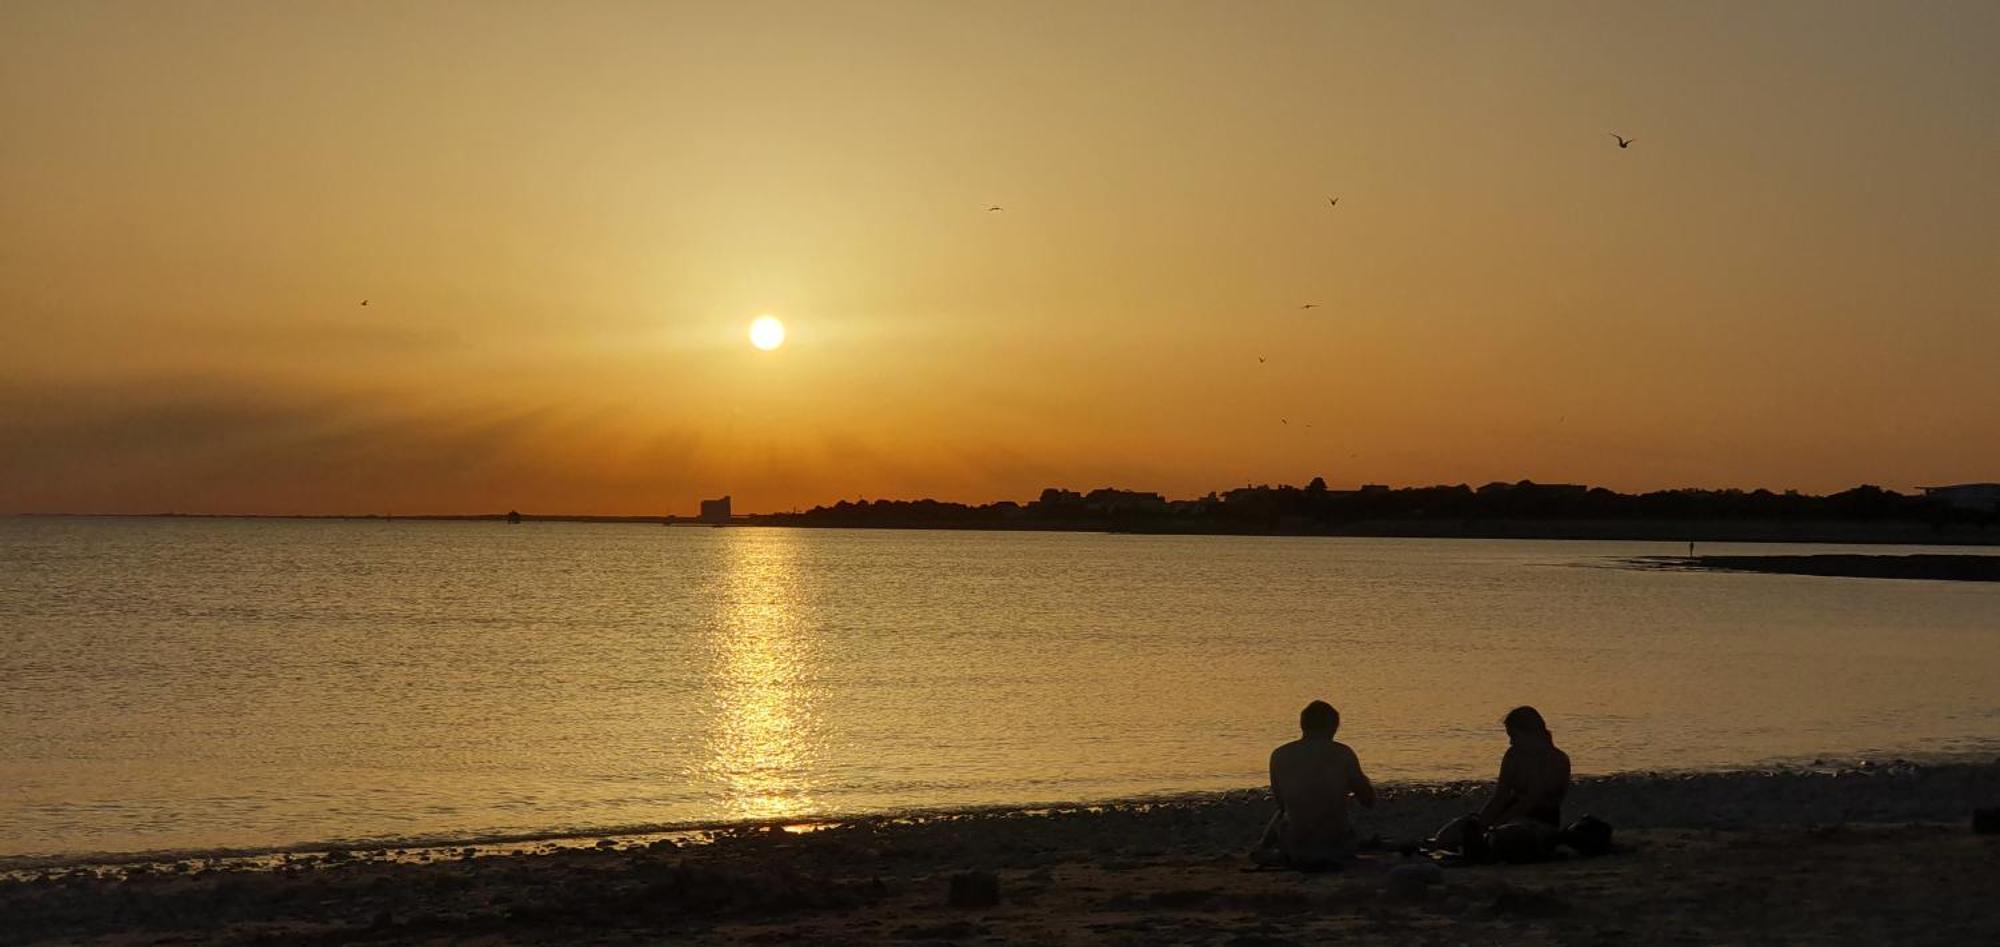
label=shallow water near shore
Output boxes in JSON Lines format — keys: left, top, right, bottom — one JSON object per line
{"left": 3, "top": 517, "right": 1998, "bottom": 859}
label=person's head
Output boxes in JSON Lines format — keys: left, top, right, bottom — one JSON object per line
{"left": 1503, "top": 705, "right": 1549, "bottom": 744}
{"left": 1299, "top": 700, "right": 1340, "bottom": 739}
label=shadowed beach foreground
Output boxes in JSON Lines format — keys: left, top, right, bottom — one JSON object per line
{"left": 6, "top": 763, "right": 1998, "bottom": 945}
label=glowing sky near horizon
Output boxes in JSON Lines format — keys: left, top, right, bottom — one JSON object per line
{"left": 2, "top": 1, "right": 1995, "bottom": 515}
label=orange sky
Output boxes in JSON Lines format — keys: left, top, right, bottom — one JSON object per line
{"left": 3, "top": 1, "right": 1995, "bottom": 515}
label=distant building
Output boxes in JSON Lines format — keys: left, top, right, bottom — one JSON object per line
{"left": 1918, "top": 483, "right": 2000, "bottom": 511}
{"left": 506, "top": 509, "right": 522, "bottom": 524}
{"left": 698, "top": 496, "right": 732, "bottom": 523}
{"left": 1081, "top": 488, "right": 1167, "bottom": 513}
{"left": 1221, "top": 486, "right": 1264, "bottom": 504}
{"left": 1478, "top": 480, "right": 1588, "bottom": 497}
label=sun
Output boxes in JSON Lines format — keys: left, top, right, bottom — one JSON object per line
{"left": 749, "top": 315, "right": 786, "bottom": 351}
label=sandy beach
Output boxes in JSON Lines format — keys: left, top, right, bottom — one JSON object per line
{"left": 7, "top": 761, "right": 1996, "bottom": 945}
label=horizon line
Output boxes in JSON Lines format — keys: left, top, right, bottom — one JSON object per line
{"left": 8, "top": 477, "right": 1983, "bottom": 521}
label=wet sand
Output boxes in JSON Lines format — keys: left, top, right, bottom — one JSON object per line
{"left": 1634, "top": 554, "right": 2000, "bottom": 582}
{"left": 6, "top": 762, "right": 1997, "bottom": 945}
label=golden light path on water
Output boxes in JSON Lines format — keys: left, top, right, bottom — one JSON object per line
{"left": 706, "top": 529, "right": 819, "bottom": 821}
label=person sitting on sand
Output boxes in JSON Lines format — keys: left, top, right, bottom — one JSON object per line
{"left": 1251, "top": 700, "right": 1376, "bottom": 869}
{"left": 1434, "top": 705, "right": 1572, "bottom": 862}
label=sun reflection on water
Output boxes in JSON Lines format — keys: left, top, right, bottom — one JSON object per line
{"left": 704, "top": 530, "right": 820, "bottom": 821}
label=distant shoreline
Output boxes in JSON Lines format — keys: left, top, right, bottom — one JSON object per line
{"left": 15, "top": 478, "right": 2000, "bottom": 547}
{"left": 14, "top": 511, "right": 2000, "bottom": 547}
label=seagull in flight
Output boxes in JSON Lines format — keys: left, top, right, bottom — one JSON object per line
{"left": 986, "top": 205, "right": 1004, "bottom": 212}
{"left": 1328, "top": 196, "right": 1339, "bottom": 207}
{"left": 360, "top": 299, "right": 369, "bottom": 306}
{"left": 1611, "top": 133, "right": 1633, "bottom": 149}
{"left": 1299, "top": 303, "right": 1318, "bottom": 310}
{"left": 1257, "top": 356, "right": 1267, "bottom": 364}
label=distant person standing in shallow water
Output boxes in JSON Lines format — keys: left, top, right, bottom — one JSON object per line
{"left": 1252, "top": 700, "right": 1375, "bottom": 869}
{"left": 1435, "top": 705, "right": 1572, "bottom": 861}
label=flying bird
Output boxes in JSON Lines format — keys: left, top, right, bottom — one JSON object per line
{"left": 1299, "top": 303, "right": 1318, "bottom": 310}
{"left": 1257, "top": 356, "right": 1267, "bottom": 364}
{"left": 360, "top": 299, "right": 369, "bottom": 306}
{"left": 1611, "top": 133, "right": 1633, "bottom": 149}
{"left": 987, "top": 205, "right": 1004, "bottom": 212}
{"left": 1280, "top": 418, "right": 1288, "bottom": 425}
{"left": 1328, "top": 197, "right": 1339, "bottom": 207}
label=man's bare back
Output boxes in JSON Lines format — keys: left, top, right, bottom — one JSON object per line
{"left": 1256, "top": 701, "right": 1374, "bottom": 867}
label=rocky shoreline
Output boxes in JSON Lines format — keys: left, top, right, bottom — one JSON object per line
{"left": 5, "top": 761, "right": 1997, "bottom": 944}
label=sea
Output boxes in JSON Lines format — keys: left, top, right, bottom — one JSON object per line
{"left": 2, "top": 517, "right": 1996, "bottom": 861}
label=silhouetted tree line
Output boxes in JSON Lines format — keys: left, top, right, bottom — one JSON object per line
{"left": 748, "top": 480, "right": 1999, "bottom": 537}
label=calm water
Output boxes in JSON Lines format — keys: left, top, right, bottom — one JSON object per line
{"left": 2, "top": 518, "right": 1997, "bottom": 860}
